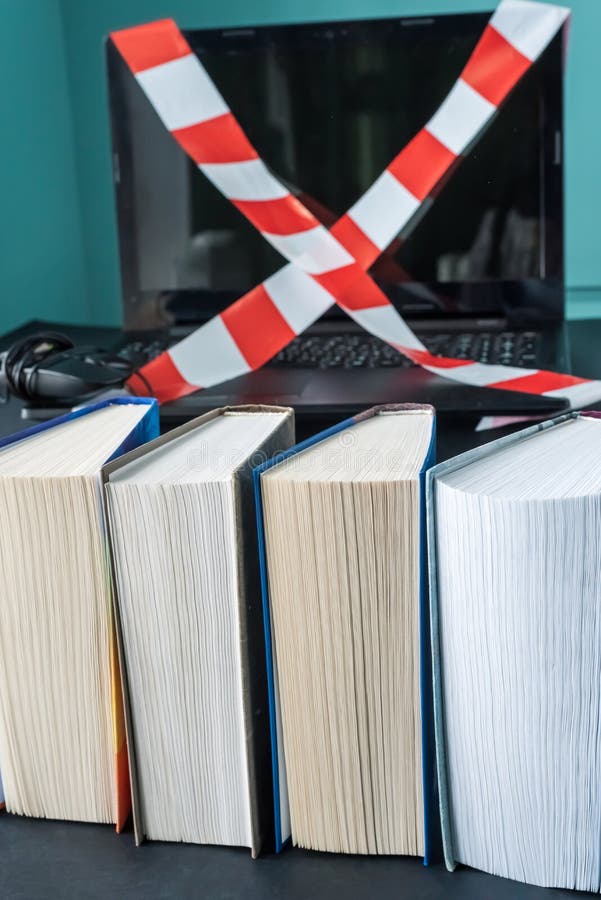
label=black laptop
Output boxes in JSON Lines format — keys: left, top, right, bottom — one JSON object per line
{"left": 106, "top": 10, "right": 570, "bottom": 425}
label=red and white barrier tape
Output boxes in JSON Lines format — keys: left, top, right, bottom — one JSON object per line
{"left": 112, "top": 1, "right": 601, "bottom": 415}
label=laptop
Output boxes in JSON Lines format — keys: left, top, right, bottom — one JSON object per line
{"left": 106, "top": 10, "right": 570, "bottom": 426}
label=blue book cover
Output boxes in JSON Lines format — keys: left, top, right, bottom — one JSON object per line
{"left": 0, "top": 396, "right": 158, "bottom": 456}
{"left": 0, "top": 396, "right": 158, "bottom": 822}
{"left": 253, "top": 403, "right": 436, "bottom": 858}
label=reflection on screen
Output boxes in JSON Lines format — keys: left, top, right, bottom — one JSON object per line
{"left": 112, "top": 16, "right": 561, "bottom": 315}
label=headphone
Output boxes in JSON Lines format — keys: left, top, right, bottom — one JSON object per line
{"left": 0, "top": 332, "right": 137, "bottom": 406}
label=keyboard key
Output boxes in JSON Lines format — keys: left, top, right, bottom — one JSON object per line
{"left": 119, "top": 328, "right": 543, "bottom": 373}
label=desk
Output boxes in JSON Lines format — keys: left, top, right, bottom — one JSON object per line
{"left": 2, "top": 318, "right": 601, "bottom": 457}
{"left": 1, "top": 318, "right": 600, "bottom": 900}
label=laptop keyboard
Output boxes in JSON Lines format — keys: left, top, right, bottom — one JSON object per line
{"left": 271, "top": 331, "right": 542, "bottom": 369}
{"left": 119, "top": 330, "right": 542, "bottom": 370}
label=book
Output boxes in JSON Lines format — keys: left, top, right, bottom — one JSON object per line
{"left": 428, "top": 410, "right": 601, "bottom": 891}
{"left": 103, "top": 405, "right": 294, "bottom": 856}
{"left": 0, "top": 397, "right": 158, "bottom": 829}
{"left": 254, "top": 404, "right": 436, "bottom": 856}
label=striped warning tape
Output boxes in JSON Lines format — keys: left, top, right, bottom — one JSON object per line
{"left": 112, "top": 1, "right": 601, "bottom": 415}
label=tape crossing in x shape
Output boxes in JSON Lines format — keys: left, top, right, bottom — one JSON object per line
{"left": 112, "top": 1, "right": 600, "bottom": 416}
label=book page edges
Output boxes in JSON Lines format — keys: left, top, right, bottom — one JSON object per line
{"left": 0, "top": 397, "right": 156, "bottom": 830}
{"left": 103, "top": 405, "right": 293, "bottom": 848}
{"left": 425, "top": 410, "right": 589, "bottom": 872}
{"left": 104, "top": 399, "right": 158, "bottom": 833}
{"left": 254, "top": 403, "right": 435, "bottom": 854}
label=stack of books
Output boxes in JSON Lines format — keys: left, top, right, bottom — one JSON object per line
{"left": 0, "top": 400, "right": 600, "bottom": 893}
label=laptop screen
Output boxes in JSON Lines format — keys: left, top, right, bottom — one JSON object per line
{"left": 107, "top": 12, "right": 564, "bottom": 329}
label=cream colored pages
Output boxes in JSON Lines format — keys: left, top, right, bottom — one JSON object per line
{"left": 261, "top": 410, "right": 433, "bottom": 854}
{"left": 106, "top": 411, "right": 287, "bottom": 849}
{"left": 0, "top": 403, "right": 148, "bottom": 824}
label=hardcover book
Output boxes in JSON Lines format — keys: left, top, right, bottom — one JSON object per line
{"left": 254, "top": 404, "right": 435, "bottom": 858}
{"left": 428, "top": 410, "right": 601, "bottom": 891}
{"left": 0, "top": 398, "right": 158, "bottom": 829}
{"left": 103, "top": 405, "right": 294, "bottom": 856}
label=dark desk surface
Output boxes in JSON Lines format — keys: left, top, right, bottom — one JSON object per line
{"left": 1, "top": 318, "right": 600, "bottom": 900}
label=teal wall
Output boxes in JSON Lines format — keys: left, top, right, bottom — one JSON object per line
{"left": 0, "top": 0, "right": 87, "bottom": 332}
{"left": 2, "top": 1, "right": 600, "bottom": 330}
